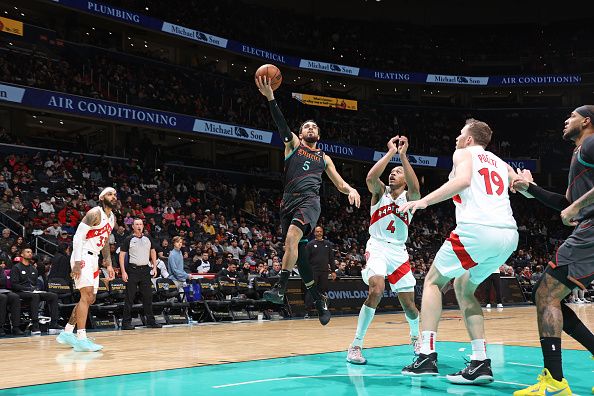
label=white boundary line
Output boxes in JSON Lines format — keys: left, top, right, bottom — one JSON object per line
{"left": 212, "top": 374, "right": 533, "bottom": 389}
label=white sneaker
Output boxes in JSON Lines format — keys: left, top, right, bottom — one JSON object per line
{"left": 577, "top": 299, "right": 584, "bottom": 304}
{"left": 496, "top": 303, "right": 503, "bottom": 308}
{"left": 346, "top": 345, "right": 367, "bottom": 365}
{"left": 485, "top": 304, "right": 491, "bottom": 309}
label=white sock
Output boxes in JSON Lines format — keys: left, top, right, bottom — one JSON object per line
{"left": 352, "top": 305, "right": 376, "bottom": 347}
{"left": 65, "top": 323, "right": 75, "bottom": 333}
{"left": 77, "top": 329, "right": 87, "bottom": 340}
{"left": 471, "top": 339, "right": 487, "bottom": 361}
{"left": 420, "top": 331, "right": 437, "bottom": 355}
{"left": 405, "top": 313, "right": 420, "bottom": 338}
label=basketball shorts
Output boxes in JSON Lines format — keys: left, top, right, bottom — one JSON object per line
{"left": 548, "top": 217, "right": 594, "bottom": 290}
{"left": 362, "top": 238, "right": 416, "bottom": 293}
{"left": 433, "top": 224, "right": 518, "bottom": 284}
{"left": 280, "top": 194, "right": 321, "bottom": 239}
{"left": 71, "top": 250, "right": 100, "bottom": 293}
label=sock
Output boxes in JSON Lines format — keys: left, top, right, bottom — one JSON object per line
{"left": 561, "top": 302, "right": 594, "bottom": 354}
{"left": 352, "top": 305, "right": 376, "bottom": 347}
{"left": 405, "top": 314, "right": 420, "bottom": 338}
{"left": 420, "top": 331, "right": 437, "bottom": 355}
{"left": 77, "top": 329, "right": 87, "bottom": 340}
{"left": 541, "top": 337, "right": 563, "bottom": 381}
{"left": 278, "top": 270, "right": 290, "bottom": 293}
{"left": 65, "top": 323, "right": 75, "bottom": 333}
{"left": 471, "top": 339, "right": 487, "bottom": 361}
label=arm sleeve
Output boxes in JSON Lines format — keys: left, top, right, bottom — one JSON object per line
{"left": 526, "top": 184, "right": 569, "bottom": 211}
{"left": 268, "top": 100, "right": 293, "bottom": 143}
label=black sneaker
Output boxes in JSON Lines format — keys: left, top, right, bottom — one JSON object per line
{"left": 121, "top": 323, "right": 135, "bottom": 330}
{"left": 314, "top": 296, "right": 331, "bottom": 326}
{"left": 446, "top": 359, "right": 493, "bottom": 385}
{"left": 263, "top": 284, "right": 285, "bottom": 304}
{"left": 401, "top": 352, "right": 439, "bottom": 376}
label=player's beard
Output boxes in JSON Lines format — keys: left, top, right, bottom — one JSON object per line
{"left": 101, "top": 198, "right": 116, "bottom": 209}
{"left": 303, "top": 135, "right": 319, "bottom": 144}
{"left": 563, "top": 126, "right": 580, "bottom": 141}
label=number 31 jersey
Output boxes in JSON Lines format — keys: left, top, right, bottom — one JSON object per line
{"left": 83, "top": 207, "right": 115, "bottom": 254}
{"left": 452, "top": 145, "right": 517, "bottom": 229}
{"left": 369, "top": 188, "right": 412, "bottom": 245}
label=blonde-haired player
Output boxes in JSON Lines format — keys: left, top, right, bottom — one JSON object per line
{"left": 56, "top": 187, "right": 117, "bottom": 352}
{"left": 400, "top": 119, "right": 518, "bottom": 385}
{"left": 347, "top": 135, "right": 421, "bottom": 364}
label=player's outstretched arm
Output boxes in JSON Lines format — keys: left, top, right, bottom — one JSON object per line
{"left": 325, "top": 155, "right": 361, "bottom": 208}
{"left": 398, "top": 136, "right": 421, "bottom": 201}
{"left": 399, "top": 148, "right": 472, "bottom": 214}
{"left": 366, "top": 136, "right": 399, "bottom": 202}
{"left": 255, "top": 76, "right": 299, "bottom": 154}
{"left": 513, "top": 168, "right": 569, "bottom": 211}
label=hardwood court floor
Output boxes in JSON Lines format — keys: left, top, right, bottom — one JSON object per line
{"left": 0, "top": 304, "right": 592, "bottom": 391}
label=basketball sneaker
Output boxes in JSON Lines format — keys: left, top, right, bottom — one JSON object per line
{"left": 56, "top": 331, "right": 78, "bottom": 347}
{"left": 401, "top": 352, "right": 438, "bottom": 376}
{"left": 263, "top": 284, "right": 285, "bottom": 304}
{"left": 346, "top": 345, "right": 367, "bottom": 365}
{"left": 496, "top": 303, "right": 503, "bottom": 308}
{"left": 314, "top": 295, "right": 331, "bottom": 325}
{"left": 485, "top": 304, "right": 492, "bottom": 309}
{"left": 73, "top": 338, "right": 103, "bottom": 352}
{"left": 411, "top": 336, "right": 421, "bottom": 356}
{"left": 446, "top": 358, "right": 494, "bottom": 385}
{"left": 512, "top": 369, "right": 571, "bottom": 396}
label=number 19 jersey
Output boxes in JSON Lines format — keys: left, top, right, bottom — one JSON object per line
{"left": 368, "top": 188, "right": 411, "bottom": 245}
{"left": 453, "top": 146, "right": 516, "bottom": 229}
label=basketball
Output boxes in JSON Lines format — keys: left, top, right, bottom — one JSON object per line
{"left": 255, "top": 64, "right": 282, "bottom": 91}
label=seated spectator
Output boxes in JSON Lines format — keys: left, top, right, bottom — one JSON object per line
{"left": 194, "top": 251, "right": 211, "bottom": 274}
{"left": 335, "top": 261, "right": 348, "bottom": 278}
{"left": 40, "top": 197, "right": 55, "bottom": 214}
{"left": 0, "top": 266, "right": 23, "bottom": 336}
{"left": 45, "top": 220, "right": 63, "bottom": 238}
{"left": 0, "top": 228, "right": 14, "bottom": 252}
{"left": 10, "top": 247, "right": 61, "bottom": 333}
{"left": 47, "top": 243, "right": 71, "bottom": 280}
{"left": 269, "top": 259, "right": 282, "bottom": 277}
{"left": 216, "top": 261, "right": 240, "bottom": 281}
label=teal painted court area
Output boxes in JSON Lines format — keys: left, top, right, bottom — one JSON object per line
{"left": 1, "top": 342, "right": 591, "bottom": 396}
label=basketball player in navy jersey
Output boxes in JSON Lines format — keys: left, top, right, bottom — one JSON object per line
{"left": 512, "top": 105, "right": 594, "bottom": 396}
{"left": 256, "top": 76, "right": 361, "bottom": 325}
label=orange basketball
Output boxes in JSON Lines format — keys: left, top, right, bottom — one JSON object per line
{"left": 255, "top": 64, "right": 282, "bottom": 91}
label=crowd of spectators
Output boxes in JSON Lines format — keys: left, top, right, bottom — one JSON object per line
{"left": 0, "top": 146, "right": 575, "bottom": 289}
{"left": 15, "top": 0, "right": 593, "bottom": 75}
{"left": 0, "top": 42, "right": 573, "bottom": 160}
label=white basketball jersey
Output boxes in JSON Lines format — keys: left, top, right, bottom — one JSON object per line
{"left": 369, "top": 188, "right": 412, "bottom": 245}
{"left": 451, "top": 146, "right": 517, "bottom": 229}
{"left": 82, "top": 208, "right": 115, "bottom": 254}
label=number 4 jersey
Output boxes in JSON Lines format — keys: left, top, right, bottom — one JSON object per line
{"left": 452, "top": 146, "right": 517, "bottom": 229}
{"left": 369, "top": 188, "right": 412, "bottom": 245}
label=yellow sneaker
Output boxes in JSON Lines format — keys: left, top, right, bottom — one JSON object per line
{"left": 513, "top": 369, "right": 572, "bottom": 396}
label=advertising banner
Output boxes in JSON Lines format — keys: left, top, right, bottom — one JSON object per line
{"left": 0, "top": 17, "right": 24, "bottom": 36}
{"left": 292, "top": 92, "right": 358, "bottom": 111}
